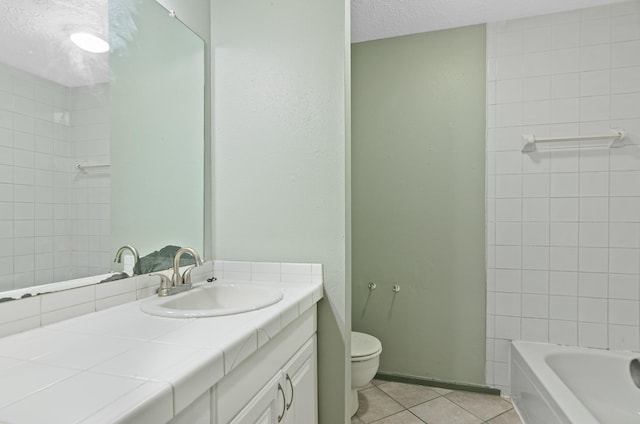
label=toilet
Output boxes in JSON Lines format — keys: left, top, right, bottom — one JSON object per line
{"left": 351, "top": 331, "right": 383, "bottom": 416}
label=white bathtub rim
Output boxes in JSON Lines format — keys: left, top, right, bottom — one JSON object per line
{"left": 510, "top": 394, "right": 558, "bottom": 424}
{"left": 511, "top": 343, "right": 577, "bottom": 424}
{"left": 510, "top": 341, "right": 634, "bottom": 424}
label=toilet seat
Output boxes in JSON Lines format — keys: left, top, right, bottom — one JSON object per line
{"left": 351, "top": 331, "right": 382, "bottom": 362}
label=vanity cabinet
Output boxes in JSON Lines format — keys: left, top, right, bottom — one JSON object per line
{"left": 229, "top": 372, "right": 282, "bottom": 424}
{"left": 0, "top": 269, "right": 322, "bottom": 424}
{"left": 230, "top": 337, "right": 317, "bottom": 424}
{"left": 282, "top": 337, "right": 317, "bottom": 424}
{"left": 216, "top": 306, "right": 318, "bottom": 424}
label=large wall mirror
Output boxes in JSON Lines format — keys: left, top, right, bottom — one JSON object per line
{"left": 0, "top": 0, "right": 204, "bottom": 298}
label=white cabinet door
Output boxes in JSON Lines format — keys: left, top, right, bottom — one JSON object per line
{"left": 283, "top": 336, "right": 317, "bottom": 424}
{"left": 225, "top": 335, "right": 317, "bottom": 424}
{"left": 229, "top": 373, "right": 286, "bottom": 424}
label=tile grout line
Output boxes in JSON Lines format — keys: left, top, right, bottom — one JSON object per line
{"left": 357, "top": 381, "right": 521, "bottom": 424}
{"left": 445, "top": 392, "right": 515, "bottom": 423}
{"left": 482, "top": 407, "right": 519, "bottom": 423}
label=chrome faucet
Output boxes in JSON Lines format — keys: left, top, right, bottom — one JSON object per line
{"left": 113, "top": 245, "right": 139, "bottom": 271}
{"left": 153, "top": 247, "right": 203, "bottom": 297}
{"left": 172, "top": 247, "right": 203, "bottom": 286}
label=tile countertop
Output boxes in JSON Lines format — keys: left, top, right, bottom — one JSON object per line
{"left": 0, "top": 278, "right": 323, "bottom": 424}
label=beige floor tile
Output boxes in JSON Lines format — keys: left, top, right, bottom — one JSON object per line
{"left": 356, "top": 387, "right": 405, "bottom": 423}
{"left": 370, "top": 410, "right": 425, "bottom": 424}
{"left": 485, "top": 408, "right": 523, "bottom": 424}
{"left": 431, "top": 387, "right": 452, "bottom": 395}
{"left": 372, "top": 379, "right": 386, "bottom": 386}
{"left": 352, "top": 416, "right": 366, "bottom": 424}
{"left": 445, "top": 391, "right": 513, "bottom": 421}
{"left": 410, "top": 397, "right": 482, "bottom": 424}
{"left": 377, "top": 381, "right": 440, "bottom": 408}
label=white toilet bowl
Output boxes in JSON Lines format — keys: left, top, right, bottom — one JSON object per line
{"left": 351, "top": 331, "right": 382, "bottom": 416}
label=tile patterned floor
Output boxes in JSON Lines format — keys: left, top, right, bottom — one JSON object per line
{"left": 352, "top": 380, "right": 523, "bottom": 424}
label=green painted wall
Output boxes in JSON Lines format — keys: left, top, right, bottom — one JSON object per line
{"left": 352, "top": 25, "right": 486, "bottom": 385}
{"left": 211, "top": 0, "right": 350, "bottom": 422}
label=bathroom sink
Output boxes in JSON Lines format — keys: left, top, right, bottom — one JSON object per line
{"left": 140, "top": 283, "right": 284, "bottom": 318}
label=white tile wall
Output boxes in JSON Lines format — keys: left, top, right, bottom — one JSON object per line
{"left": 0, "top": 63, "right": 110, "bottom": 290}
{"left": 213, "top": 260, "right": 324, "bottom": 284}
{"left": 486, "top": 0, "right": 640, "bottom": 394}
{"left": 69, "top": 84, "right": 110, "bottom": 280}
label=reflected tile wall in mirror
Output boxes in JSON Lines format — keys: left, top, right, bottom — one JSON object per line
{"left": 0, "top": 63, "right": 110, "bottom": 291}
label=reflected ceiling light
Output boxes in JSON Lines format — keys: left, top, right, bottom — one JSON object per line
{"left": 70, "top": 32, "right": 110, "bottom": 53}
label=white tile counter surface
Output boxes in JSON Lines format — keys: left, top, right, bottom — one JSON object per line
{"left": 0, "top": 263, "right": 323, "bottom": 423}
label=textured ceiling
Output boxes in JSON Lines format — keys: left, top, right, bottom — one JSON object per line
{"left": 352, "top": 0, "right": 628, "bottom": 43}
{"left": 0, "top": 0, "right": 628, "bottom": 85}
{"left": 0, "top": 0, "right": 108, "bottom": 87}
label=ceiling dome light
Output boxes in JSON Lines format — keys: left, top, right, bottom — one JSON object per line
{"left": 70, "top": 32, "right": 110, "bottom": 53}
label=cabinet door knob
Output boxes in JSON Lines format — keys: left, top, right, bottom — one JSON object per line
{"left": 285, "top": 374, "right": 294, "bottom": 410}
{"left": 277, "top": 382, "right": 286, "bottom": 422}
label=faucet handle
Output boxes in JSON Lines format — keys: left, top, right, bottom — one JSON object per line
{"left": 150, "top": 273, "right": 172, "bottom": 297}
{"left": 181, "top": 265, "right": 197, "bottom": 285}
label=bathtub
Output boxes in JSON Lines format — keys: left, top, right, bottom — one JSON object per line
{"left": 511, "top": 341, "right": 640, "bottom": 424}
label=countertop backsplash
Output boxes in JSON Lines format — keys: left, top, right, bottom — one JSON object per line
{"left": 0, "top": 260, "right": 323, "bottom": 338}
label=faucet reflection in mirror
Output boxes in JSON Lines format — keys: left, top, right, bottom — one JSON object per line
{"left": 113, "top": 244, "right": 139, "bottom": 275}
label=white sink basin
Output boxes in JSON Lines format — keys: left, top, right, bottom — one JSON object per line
{"left": 140, "top": 283, "right": 284, "bottom": 318}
